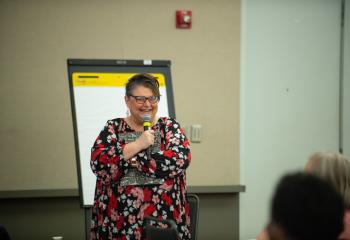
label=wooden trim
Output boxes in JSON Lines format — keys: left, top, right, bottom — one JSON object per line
{"left": 0, "top": 185, "right": 245, "bottom": 199}
{"left": 0, "top": 189, "right": 79, "bottom": 199}
{"left": 187, "top": 185, "right": 245, "bottom": 194}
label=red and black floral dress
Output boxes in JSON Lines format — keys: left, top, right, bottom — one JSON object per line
{"left": 90, "top": 117, "right": 191, "bottom": 240}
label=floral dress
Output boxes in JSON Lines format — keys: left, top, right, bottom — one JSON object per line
{"left": 90, "top": 117, "right": 191, "bottom": 240}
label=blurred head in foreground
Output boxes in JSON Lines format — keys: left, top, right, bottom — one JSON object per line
{"left": 267, "top": 172, "right": 344, "bottom": 240}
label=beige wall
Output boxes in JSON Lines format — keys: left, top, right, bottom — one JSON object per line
{"left": 0, "top": 0, "right": 240, "bottom": 191}
{"left": 0, "top": 1, "right": 241, "bottom": 239}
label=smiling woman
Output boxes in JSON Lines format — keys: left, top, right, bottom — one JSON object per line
{"left": 124, "top": 73, "right": 160, "bottom": 132}
{"left": 90, "top": 73, "right": 192, "bottom": 240}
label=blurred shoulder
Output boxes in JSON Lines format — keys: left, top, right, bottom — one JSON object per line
{"left": 106, "top": 118, "right": 123, "bottom": 125}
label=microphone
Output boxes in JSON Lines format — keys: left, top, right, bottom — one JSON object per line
{"left": 143, "top": 114, "right": 152, "bottom": 158}
{"left": 143, "top": 114, "right": 151, "bottom": 131}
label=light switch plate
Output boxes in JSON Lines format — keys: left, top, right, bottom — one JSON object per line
{"left": 190, "top": 124, "right": 202, "bottom": 143}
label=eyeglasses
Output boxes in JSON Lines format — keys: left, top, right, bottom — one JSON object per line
{"left": 129, "top": 95, "right": 160, "bottom": 104}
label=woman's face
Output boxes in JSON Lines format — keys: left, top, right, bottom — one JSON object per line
{"left": 125, "top": 85, "right": 159, "bottom": 124}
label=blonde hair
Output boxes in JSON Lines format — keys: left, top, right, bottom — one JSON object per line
{"left": 306, "top": 151, "right": 350, "bottom": 209}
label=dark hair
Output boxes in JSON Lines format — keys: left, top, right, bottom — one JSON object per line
{"left": 125, "top": 73, "right": 160, "bottom": 97}
{"left": 271, "top": 172, "right": 344, "bottom": 240}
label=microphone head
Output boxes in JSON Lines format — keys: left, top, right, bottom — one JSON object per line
{"left": 143, "top": 114, "right": 151, "bottom": 123}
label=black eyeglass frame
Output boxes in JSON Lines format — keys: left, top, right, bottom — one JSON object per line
{"left": 128, "top": 95, "right": 161, "bottom": 104}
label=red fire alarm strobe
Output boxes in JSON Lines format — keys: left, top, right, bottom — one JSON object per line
{"left": 176, "top": 10, "right": 192, "bottom": 29}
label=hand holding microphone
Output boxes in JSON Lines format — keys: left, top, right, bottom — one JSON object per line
{"left": 136, "top": 130, "right": 155, "bottom": 149}
{"left": 135, "top": 114, "right": 155, "bottom": 150}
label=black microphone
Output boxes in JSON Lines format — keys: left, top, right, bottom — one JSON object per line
{"left": 143, "top": 114, "right": 151, "bottom": 131}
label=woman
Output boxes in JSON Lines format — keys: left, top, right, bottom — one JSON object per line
{"left": 305, "top": 151, "right": 350, "bottom": 240}
{"left": 90, "top": 73, "right": 191, "bottom": 240}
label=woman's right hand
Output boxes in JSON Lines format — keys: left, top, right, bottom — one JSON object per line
{"left": 135, "top": 130, "right": 155, "bottom": 150}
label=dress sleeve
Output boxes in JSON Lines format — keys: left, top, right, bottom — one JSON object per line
{"left": 90, "top": 119, "right": 129, "bottom": 184}
{"left": 138, "top": 118, "right": 191, "bottom": 178}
